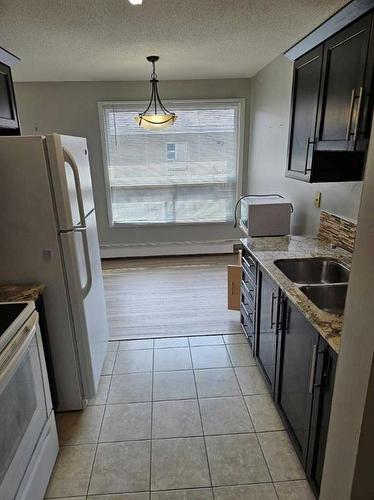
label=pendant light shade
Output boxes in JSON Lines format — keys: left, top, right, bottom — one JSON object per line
{"left": 135, "top": 56, "right": 177, "bottom": 130}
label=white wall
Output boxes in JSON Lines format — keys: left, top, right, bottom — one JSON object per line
{"left": 320, "top": 121, "right": 374, "bottom": 500}
{"left": 15, "top": 56, "right": 364, "bottom": 249}
{"left": 15, "top": 79, "right": 251, "bottom": 253}
{"left": 247, "top": 55, "right": 363, "bottom": 234}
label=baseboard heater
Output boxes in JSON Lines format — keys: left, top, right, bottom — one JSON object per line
{"left": 100, "top": 240, "right": 239, "bottom": 259}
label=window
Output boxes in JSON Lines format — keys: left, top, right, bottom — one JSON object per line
{"left": 166, "top": 142, "right": 189, "bottom": 162}
{"left": 166, "top": 143, "right": 176, "bottom": 161}
{"left": 99, "top": 99, "right": 243, "bottom": 225}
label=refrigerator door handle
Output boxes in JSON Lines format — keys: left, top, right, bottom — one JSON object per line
{"left": 63, "top": 147, "right": 86, "bottom": 229}
{"left": 75, "top": 227, "right": 93, "bottom": 298}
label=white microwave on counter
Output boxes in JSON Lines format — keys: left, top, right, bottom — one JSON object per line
{"left": 238, "top": 195, "right": 292, "bottom": 237}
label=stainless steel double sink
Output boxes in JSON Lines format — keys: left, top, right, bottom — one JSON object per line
{"left": 274, "top": 258, "right": 349, "bottom": 315}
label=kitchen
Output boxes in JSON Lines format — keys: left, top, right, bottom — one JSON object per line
{"left": 0, "top": 0, "right": 373, "bottom": 499}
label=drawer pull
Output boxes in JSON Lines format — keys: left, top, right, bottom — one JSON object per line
{"left": 242, "top": 255, "right": 255, "bottom": 271}
{"left": 242, "top": 280, "right": 254, "bottom": 296}
{"left": 241, "top": 302, "right": 253, "bottom": 319}
{"left": 242, "top": 265, "right": 256, "bottom": 288}
{"left": 241, "top": 287, "right": 255, "bottom": 310}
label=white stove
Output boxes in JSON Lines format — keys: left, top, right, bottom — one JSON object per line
{"left": 0, "top": 301, "right": 59, "bottom": 500}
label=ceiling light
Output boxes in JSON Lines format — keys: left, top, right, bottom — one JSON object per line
{"left": 128, "top": 0, "right": 143, "bottom": 5}
{"left": 134, "top": 56, "right": 177, "bottom": 130}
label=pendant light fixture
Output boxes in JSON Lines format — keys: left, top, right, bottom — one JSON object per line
{"left": 134, "top": 56, "right": 177, "bottom": 130}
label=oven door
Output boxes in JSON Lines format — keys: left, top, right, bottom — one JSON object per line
{"left": 0, "top": 311, "right": 49, "bottom": 500}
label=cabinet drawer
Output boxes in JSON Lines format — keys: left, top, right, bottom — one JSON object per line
{"left": 241, "top": 279, "right": 255, "bottom": 307}
{"left": 240, "top": 304, "right": 254, "bottom": 334}
{"left": 240, "top": 315, "right": 254, "bottom": 340}
{"left": 242, "top": 261, "right": 256, "bottom": 290}
{"left": 242, "top": 253, "right": 257, "bottom": 285}
{"left": 240, "top": 287, "right": 255, "bottom": 329}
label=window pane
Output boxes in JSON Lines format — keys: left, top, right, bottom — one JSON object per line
{"left": 101, "top": 101, "right": 240, "bottom": 225}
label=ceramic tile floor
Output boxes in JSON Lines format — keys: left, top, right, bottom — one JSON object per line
{"left": 46, "top": 333, "right": 315, "bottom": 499}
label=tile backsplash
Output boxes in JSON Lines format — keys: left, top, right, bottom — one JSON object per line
{"left": 318, "top": 210, "right": 357, "bottom": 253}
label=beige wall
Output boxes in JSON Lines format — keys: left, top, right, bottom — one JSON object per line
{"left": 15, "top": 79, "right": 251, "bottom": 249}
{"left": 247, "top": 55, "right": 363, "bottom": 235}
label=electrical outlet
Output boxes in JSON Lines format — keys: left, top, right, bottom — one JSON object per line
{"left": 314, "top": 192, "right": 321, "bottom": 208}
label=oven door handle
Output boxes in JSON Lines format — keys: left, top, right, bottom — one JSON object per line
{"left": 0, "top": 311, "right": 38, "bottom": 392}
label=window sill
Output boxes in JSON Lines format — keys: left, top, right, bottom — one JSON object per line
{"left": 110, "top": 220, "right": 235, "bottom": 228}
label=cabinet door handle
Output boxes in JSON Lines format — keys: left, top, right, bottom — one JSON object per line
{"left": 353, "top": 86, "right": 364, "bottom": 143}
{"left": 345, "top": 88, "right": 356, "bottom": 140}
{"left": 270, "top": 291, "right": 277, "bottom": 329}
{"left": 285, "top": 305, "right": 291, "bottom": 334}
{"left": 304, "top": 137, "right": 316, "bottom": 175}
{"left": 308, "top": 344, "right": 318, "bottom": 394}
{"left": 277, "top": 294, "right": 284, "bottom": 330}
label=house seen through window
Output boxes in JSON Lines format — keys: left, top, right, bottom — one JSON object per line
{"left": 166, "top": 143, "right": 177, "bottom": 161}
{"left": 99, "top": 100, "right": 242, "bottom": 225}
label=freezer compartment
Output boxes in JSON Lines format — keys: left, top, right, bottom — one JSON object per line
{"left": 59, "top": 210, "right": 108, "bottom": 398}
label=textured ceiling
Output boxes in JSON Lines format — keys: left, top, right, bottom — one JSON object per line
{"left": 1, "top": 0, "right": 348, "bottom": 82}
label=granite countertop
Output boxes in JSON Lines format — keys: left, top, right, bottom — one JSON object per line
{"left": 241, "top": 236, "right": 352, "bottom": 354}
{"left": 0, "top": 284, "right": 45, "bottom": 303}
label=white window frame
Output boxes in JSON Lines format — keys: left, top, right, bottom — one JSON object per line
{"left": 98, "top": 98, "right": 245, "bottom": 227}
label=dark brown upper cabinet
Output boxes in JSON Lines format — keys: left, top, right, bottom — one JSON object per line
{"left": 286, "top": 9, "right": 374, "bottom": 183}
{"left": 287, "top": 47, "right": 323, "bottom": 179}
{"left": 316, "top": 14, "right": 373, "bottom": 152}
{"left": 0, "top": 48, "right": 21, "bottom": 136}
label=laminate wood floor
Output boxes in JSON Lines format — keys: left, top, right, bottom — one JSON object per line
{"left": 102, "top": 254, "right": 241, "bottom": 340}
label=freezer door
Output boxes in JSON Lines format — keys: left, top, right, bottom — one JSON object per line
{"left": 46, "top": 134, "right": 95, "bottom": 230}
{"left": 59, "top": 210, "right": 108, "bottom": 398}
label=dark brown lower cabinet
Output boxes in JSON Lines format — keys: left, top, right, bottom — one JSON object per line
{"left": 256, "top": 269, "right": 280, "bottom": 394}
{"left": 306, "top": 337, "right": 337, "bottom": 495}
{"left": 276, "top": 300, "right": 320, "bottom": 466}
{"left": 242, "top": 255, "right": 338, "bottom": 497}
{"left": 275, "top": 298, "right": 337, "bottom": 497}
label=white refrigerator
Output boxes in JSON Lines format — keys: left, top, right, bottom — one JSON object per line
{"left": 0, "top": 134, "right": 108, "bottom": 411}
